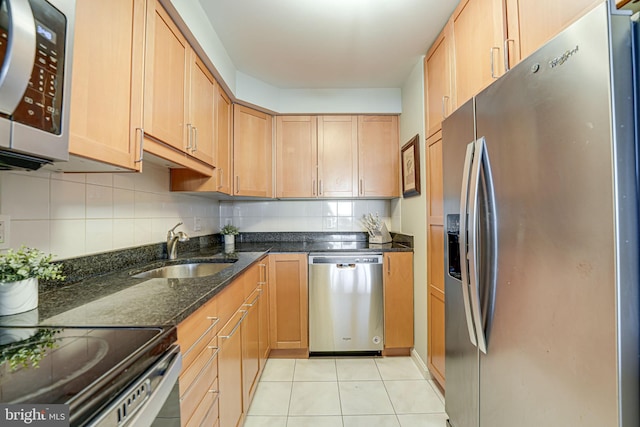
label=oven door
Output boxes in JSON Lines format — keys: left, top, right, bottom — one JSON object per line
{"left": 86, "top": 345, "right": 182, "bottom": 427}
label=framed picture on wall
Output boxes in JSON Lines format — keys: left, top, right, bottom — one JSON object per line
{"left": 401, "top": 134, "right": 420, "bottom": 198}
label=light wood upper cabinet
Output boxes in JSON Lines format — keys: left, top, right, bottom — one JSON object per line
{"left": 276, "top": 116, "right": 318, "bottom": 198}
{"left": 453, "top": 0, "right": 506, "bottom": 107}
{"left": 142, "top": 0, "right": 213, "bottom": 176}
{"left": 144, "top": 0, "right": 189, "bottom": 152}
{"left": 425, "top": 20, "right": 454, "bottom": 137}
{"left": 317, "top": 116, "right": 359, "bottom": 198}
{"left": 68, "top": 0, "right": 145, "bottom": 172}
{"left": 505, "top": 0, "right": 601, "bottom": 69}
{"left": 383, "top": 252, "right": 414, "bottom": 353}
{"left": 187, "top": 55, "right": 215, "bottom": 166}
{"left": 215, "top": 82, "right": 233, "bottom": 194}
{"left": 233, "top": 105, "right": 273, "bottom": 198}
{"left": 358, "top": 116, "right": 399, "bottom": 198}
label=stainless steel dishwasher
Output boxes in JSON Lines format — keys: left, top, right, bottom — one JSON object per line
{"left": 308, "top": 253, "right": 384, "bottom": 354}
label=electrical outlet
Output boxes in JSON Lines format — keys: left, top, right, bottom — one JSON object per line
{"left": 193, "top": 216, "right": 202, "bottom": 232}
{"left": 0, "top": 215, "right": 10, "bottom": 249}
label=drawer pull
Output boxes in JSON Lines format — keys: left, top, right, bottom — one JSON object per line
{"left": 179, "top": 348, "right": 220, "bottom": 401}
{"left": 183, "top": 317, "right": 220, "bottom": 358}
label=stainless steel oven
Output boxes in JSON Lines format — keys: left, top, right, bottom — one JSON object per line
{"left": 0, "top": 324, "right": 181, "bottom": 426}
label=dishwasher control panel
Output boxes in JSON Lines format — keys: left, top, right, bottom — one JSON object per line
{"left": 308, "top": 253, "right": 383, "bottom": 265}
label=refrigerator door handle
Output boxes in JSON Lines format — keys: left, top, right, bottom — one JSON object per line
{"left": 468, "top": 138, "right": 497, "bottom": 354}
{"left": 459, "top": 141, "right": 478, "bottom": 348}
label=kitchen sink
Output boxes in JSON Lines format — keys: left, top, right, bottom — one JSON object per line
{"left": 131, "top": 262, "right": 234, "bottom": 279}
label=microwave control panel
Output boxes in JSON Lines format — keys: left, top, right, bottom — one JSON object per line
{"left": 12, "top": 0, "right": 66, "bottom": 135}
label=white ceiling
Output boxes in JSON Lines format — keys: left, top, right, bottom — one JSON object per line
{"left": 199, "top": 0, "right": 460, "bottom": 90}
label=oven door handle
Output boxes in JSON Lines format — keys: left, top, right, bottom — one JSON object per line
{"left": 87, "top": 345, "right": 182, "bottom": 427}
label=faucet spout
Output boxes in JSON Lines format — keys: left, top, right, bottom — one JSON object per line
{"left": 167, "top": 222, "right": 189, "bottom": 260}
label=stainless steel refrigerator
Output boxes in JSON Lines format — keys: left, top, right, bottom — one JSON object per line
{"left": 442, "top": 2, "right": 639, "bottom": 427}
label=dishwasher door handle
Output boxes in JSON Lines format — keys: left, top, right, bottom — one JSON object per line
{"left": 337, "top": 263, "right": 356, "bottom": 269}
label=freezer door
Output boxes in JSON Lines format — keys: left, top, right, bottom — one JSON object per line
{"left": 442, "top": 99, "right": 479, "bottom": 427}
{"left": 474, "top": 3, "right": 637, "bottom": 426}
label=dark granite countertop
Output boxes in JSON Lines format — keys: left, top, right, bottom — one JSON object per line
{"left": 1, "top": 232, "right": 412, "bottom": 329}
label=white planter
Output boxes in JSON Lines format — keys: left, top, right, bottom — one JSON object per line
{"left": 0, "top": 277, "right": 38, "bottom": 316}
{"left": 224, "top": 234, "right": 235, "bottom": 245}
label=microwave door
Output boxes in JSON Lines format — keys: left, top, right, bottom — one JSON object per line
{"left": 0, "top": 0, "right": 37, "bottom": 149}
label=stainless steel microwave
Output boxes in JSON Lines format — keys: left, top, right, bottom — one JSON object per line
{"left": 0, "top": 0, "right": 74, "bottom": 170}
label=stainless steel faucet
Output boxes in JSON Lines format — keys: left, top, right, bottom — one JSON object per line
{"left": 167, "top": 222, "right": 189, "bottom": 260}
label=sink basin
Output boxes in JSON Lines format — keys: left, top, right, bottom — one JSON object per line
{"left": 131, "top": 262, "right": 234, "bottom": 279}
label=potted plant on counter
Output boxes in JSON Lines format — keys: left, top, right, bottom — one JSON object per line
{"left": 0, "top": 247, "right": 64, "bottom": 316}
{"left": 220, "top": 224, "right": 239, "bottom": 245}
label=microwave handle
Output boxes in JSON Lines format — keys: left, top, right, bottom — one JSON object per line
{"left": 0, "top": 0, "right": 36, "bottom": 115}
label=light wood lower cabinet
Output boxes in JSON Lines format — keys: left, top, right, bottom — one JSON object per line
{"left": 268, "top": 253, "right": 308, "bottom": 355}
{"left": 218, "top": 310, "right": 244, "bottom": 427}
{"left": 177, "top": 256, "right": 269, "bottom": 427}
{"left": 383, "top": 252, "right": 414, "bottom": 355}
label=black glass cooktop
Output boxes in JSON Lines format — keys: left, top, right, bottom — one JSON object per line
{"left": 0, "top": 324, "right": 177, "bottom": 425}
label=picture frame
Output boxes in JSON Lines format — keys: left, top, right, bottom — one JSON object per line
{"left": 401, "top": 134, "right": 421, "bottom": 198}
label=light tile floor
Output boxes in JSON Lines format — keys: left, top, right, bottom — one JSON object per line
{"left": 245, "top": 357, "right": 447, "bottom": 427}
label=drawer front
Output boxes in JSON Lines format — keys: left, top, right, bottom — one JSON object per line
{"left": 185, "top": 378, "right": 219, "bottom": 427}
{"left": 216, "top": 278, "right": 244, "bottom": 328}
{"left": 180, "top": 315, "right": 220, "bottom": 371}
{"left": 179, "top": 339, "right": 219, "bottom": 423}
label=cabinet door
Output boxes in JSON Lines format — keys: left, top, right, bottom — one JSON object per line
{"left": 233, "top": 105, "right": 273, "bottom": 197}
{"left": 357, "top": 116, "right": 399, "bottom": 198}
{"left": 269, "top": 254, "right": 308, "bottom": 350}
{"left": 241, "top": 290, "right": 260, "bottom": 414}
{"left": 215, "top": 83, "right": 233, "bottom": 194}
{"left": 453, "top": 0, "right": 506, "bottom": 107}
{"left": 426, "top": 130, "right": 445, "bottom": 389}
{"left": 317, "top": 116, "right": 358, "bottom": 198}
{"left": 425, "top": 20, "right": 454, "bottom": 137}
{"left": 276, "top": 116, "right": 318, "bottom": 198}
{"left": 188, "top": 54, "right": 215, "bottom": 166}
{"left": 258, "top": 260, "right": 270, "bottom": 369}
{"left": 505, "top": 0, "right": 600, "bottom": 68}
{"left": 218, "top": 310, "right": 244, "bottom": 427}
{"left": 68, "top": 0, "right": 144, "bottom": 171}
{"left": 143, "top": 0, "right": 189, "bottom": 152}
{"left": 383, "top": 252, "right": 414, "bottom": 351}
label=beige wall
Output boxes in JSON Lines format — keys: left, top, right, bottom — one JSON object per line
{"left": 399, "top": 58, "right": 429, "bottom": 374}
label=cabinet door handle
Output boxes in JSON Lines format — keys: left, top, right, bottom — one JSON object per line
{"left": 319, "top": 180, "right": 323, "bottom": 196}
{"left": 218, "top": 169, "right": 224, "bottom": 190}
{"left": 441, "top": 95, "right": 450, "bottom": 118}
{"left": 490, "top": 47, "right": 500, "bottom": 79}
{"left": 387, "top": 255, "right": 391, "bottom": 274}
{"left": 192, "top": 126, "right": 198, "bottom": 152}
{"left": 186, "top": 123, "right": 193, "bottom": 150}
{"left": 219, "top": 310, "right": 247, "bottom": 339}
{"left": 135, "top": 127, "right": 144, "bottom": 163}
{"left": 359, "top": 179, "right": 364, "bottom": 196}
{"left": 312, "top": 180, "right": 316, "bottom": 196}
{"left": 235, "top": 176, "right": 240, "bottom": 194}
{"left": 504, "top": 39, "right": 514, "bottom": 72}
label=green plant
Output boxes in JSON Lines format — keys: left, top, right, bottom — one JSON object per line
{"left": 0, "top": 328, "right": 62, "bottom": 371}
{"left": 220, "top": 224, "right": 239, "bottom": 235}
{"left": 0, "top": 246, "right": 65, "bottom": 283}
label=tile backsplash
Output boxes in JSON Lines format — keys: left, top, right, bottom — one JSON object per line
{"left": 0, "top": 163, "right": 393, "bottom": 260}
{"left": 219, "top": 199, "right": 391, "bottom": 233}
{"left": 0, "top": 164, "right": 220, "bottom": 260}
